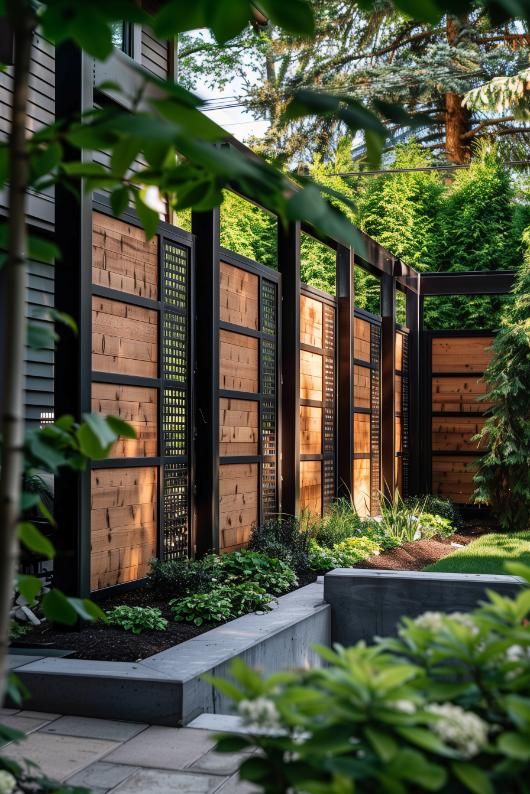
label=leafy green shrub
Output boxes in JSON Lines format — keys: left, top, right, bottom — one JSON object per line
{"left": 417, "top": 512, "right": 454, "bottom": 540}
{"left": 9, "top": 621, "right": 31, "bottom": 641}
{"left": 147, "top": 557, "right": 213, "bottom": 597}
{"left": 227, "top": 582, "right": 274, "bottom": 617}
{"left": 379, "top": 490, "right": 424, "bottom": 543}
{"left": 308, "top": 537, "right": 380, "bottom": 573}
{"left": 311, "top": 498, "right": 365, "bottom": 548}
{"left": 211, "top": 563, "right": 530, "bottom": 794}
{"left": 170, "top": 582, "right": 273, "bottom": 626}
{"left": 360, "top": 518, "right": 400, "bottom": 551}
{"left": 218, "top": 550, "right": 297, "bottom": 595}
{"left": 105, "top": 606, "right": 168, "bottom": 635}
{"left": 249, "top": 516, "right": 311, "bottom": 572}
{"left": 406, "top": 494, "right": 463, "bottom": 531}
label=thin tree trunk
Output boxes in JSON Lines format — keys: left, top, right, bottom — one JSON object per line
{"left": 445, "top": 16, "right": 472, "bottom": 164}
{"left": 0, "top": 1, "right": 35, "bottom": 702}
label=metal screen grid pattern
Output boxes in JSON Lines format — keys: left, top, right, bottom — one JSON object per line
{"left": 401, "top": 333, "right": 410, "bottom": 498}
{"left": 162, "top": 389, "right": 186, "bottom": 457}
{"left": 261, "top": 280, "right": 276, "bottom": 336}
{"left": 163, "top": 241, "right": 188, "bottom": 309}
{"left": 163, "top": 311, "right": 187, "bottom": 382}
{"left": 163, "top": 463, "right": 189, "bottom": 559}
{"left": 370, "top": 324, "right": 381, "bottom": 513}
{"left": 322, "top": 303, "right": 336, "bottom": 495}
{"left": 261, "top": 279, "right": 278, "bottom": 517}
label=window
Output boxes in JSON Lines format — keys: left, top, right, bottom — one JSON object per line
{"left": 111, "top": 21, "right": 135, "bottom": 57}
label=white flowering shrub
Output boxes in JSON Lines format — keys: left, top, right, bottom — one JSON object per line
{"left": 210, "top": 563, "right": 530, "bottom": 793}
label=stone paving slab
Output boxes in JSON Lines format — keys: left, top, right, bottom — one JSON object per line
{"left": 190, "top": 748, "right": 251, "bottom": 775}
{"left": 0, "top": 713, "right": 55, "bottom": 737}
{"left": 7, "top": 654, "right": 44, "bottom": 670}
{"left": 66, "top": 761, "right": 141, "bottom": 789}
{"left": 111, "top": 768, "right": 226, "bottom": 794}
{"left": 18, "top": 710, "right": 61, "bottom": 720}
{"left": 42, "top": 715, "right": 147, "bottom": 742}
{"left": 105, "top": 726, "right": 216, "bottom": 770}
{"left": 1, "top": 733, "right": 119, "bottom": 781}
{"left": 188, "top": 714, "right": 245, "bottom": 733}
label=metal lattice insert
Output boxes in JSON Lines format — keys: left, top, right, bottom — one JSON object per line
{"left": 163, "top": 311, "right": 187, "bottom": 382}
{"left": 262, "top": 398, "right": 276, "bottom": 457}
{"left": 261, "top": 280, "right": 276, "bottom": 336}
{"left": 262, "top": 460, "right": 277, "bottom": 518}
{"left": 163, "top": 387, "right": 186, "bottom": 456}
{"left": 261, "top": 337, "right": 276, "bottom": 397}
{"left": 401, "top": 333, "right": 410, "bottom": 498}
{"left": 370, "top": 324, "right": 381, "bottom": 513}
{"left": 163, "top": 241, "right": 188, "bottom": 310}
{"left": 323, "top": 458, "right": 335, "bottom": 512}
{"left": 163, "top": 463, "right": 189, "bottom": 559}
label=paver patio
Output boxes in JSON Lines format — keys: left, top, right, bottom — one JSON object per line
{"left": 0, "top": 708, "right": 258, "bottom": 793}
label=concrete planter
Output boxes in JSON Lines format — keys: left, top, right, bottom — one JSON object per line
{"left": 8, "top": 582, "right": 329, "bottom": 726}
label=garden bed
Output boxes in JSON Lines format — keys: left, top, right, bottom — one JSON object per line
{"left": 356, "top": 531, "right": 474, "bottom": 571}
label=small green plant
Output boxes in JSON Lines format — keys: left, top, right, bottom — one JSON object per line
{"left": 219, "top": 550, "right": 297, "bottom": 595}
{"left": 105, "top": 606, "right": 168, "bottom": 635}
{"left": 406, "top": 494, "right": 463, "bottom": 531}
{"left": 308, "top": 537, "right": 380, "bottom": 573}
{"left": 170, "top": 589, "right": 234, "bottom": 626}
{"left": 147, "top": 557, "right": 215, "bottom": 597}
{"left": 8, "top": 621, "right": 31, "bottom": 642}
{"left": 379, "top": 490, "right": 425, "bottom": 543}
{"left": 227, "top": 582, "right": 274, "bottom": 616}
{"left": 360, "top": 518, "right": 400, "bottom": 550}
{"left": 417, "top": 512, "right": 454, "bottom": 539}
{"left": 249, "top": 515, "right": 311, "bottom": 572}
{"left": 311, "top": 497, "right": 365, "bottom": 548}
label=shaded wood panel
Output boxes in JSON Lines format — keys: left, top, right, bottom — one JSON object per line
{"left": 142, "top": 27, "right": 169, "bottom": 79}
{"left": 395, "top": 332, "right": 403, "bottom": 371}
{"left": 300, "top": 295, "right": 323, "bottom": 348}
{"left": 219, "top": 330, "right": 259, "bottom": 392}
{"left": 300, "top": 405, "right": 322, "bottom": 455}
{"left": 90, "top": 467, "right": 157, "bottom": 591}
{"left": 300, "top": 349, "right": 323, "bottom": 401}
{"left": 432, "top": 376, "right": 492, "bottom": 413}
{"left": 395, "top": 457, "right": 403, "bottom": 494}
{"left": 354, "top": 413, "right": 371, "bottom": 455}
{"left": 432, "top": 337, "right": 493, "bottom": 373}
{"left": 300, "top": 460, "right": 322, "bottom": 515}
{"left": 395, "top": 375, "right": 402, "bottom": 415}
{"left": 432, "top": 456, "right": 480, "bottom": 503}
{"left": 354, "top": 317, "right": 371, "bottom": 362}
{"left": 219, "top": 397, "right": 259, "bottom": 456}
{"left": 354, "top": 365, "right": 370, "bottom": 409}
{"left": 220, "top": 261, "right": 259, "bottom": 330}
{"left": 432, "top": 417, "right": 486, "bottom": 452}
{"left": 395, "top": 416, "right": 402, "bottom": 454}
{"left": 219, "top": 463, "right": 258, "bottom": 552}
{"left": 92, "top": 297, "right": 158, "bottom": 378}
{"left": 91, "top": 383, "right": 157, "bottom": 458}
{"left": 353, "top": 458, "right": 371, "bottom": 517}
{"left": 92, "top": 212, "right": 159, "bottom": 299}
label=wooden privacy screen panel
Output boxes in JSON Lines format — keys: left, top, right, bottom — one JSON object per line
{"left": 299, "top": 289, "right": 337, "bottom": 516}
{"left": 430, "top": 333, "right": 493, "bottom": 504}
{"left": 394, "top": 330, "right": 410, "bottom": 497}
{"left": 353, "top": 314, "right": 381, "bottom": 516}
{"left": 90, "top": 211, "right": 193, "bottom": 590}
{"left": 218, "top": 257, "right": 280, "bottom": 551}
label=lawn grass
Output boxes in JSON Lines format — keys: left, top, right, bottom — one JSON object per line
{"left": 424, "top": 531, "right": 530, "bottom": 575}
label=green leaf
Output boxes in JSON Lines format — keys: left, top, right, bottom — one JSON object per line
{"left": 396, "top": 726, "right": 454, "bottom": 756}
{"left": 27, "top": 322, "right": 57, "bottom": 350}
{"left": 68, "top": 597, "right": 106, "bottom": 623}
{"left": 209, "top": 0, "right": 250, "bottom": 44}
{"left": 260, "top": 0, "right": 315, "bottom": 36}
{"left": 30, "top": 142, "right": 63, "bottom": 182}
{"left": 451, "top": 762, "right": 494, "bottom": 794}
{"left": 239, "top": 756, "right": 271, "bottom": 783}
{"left": 393, "top": 0, "right": 442, "bottom": 24}
{"left": 6, "top": 672, "right": 29, "bottom": 708}
{"left": 505, "top": 562, "right": 530, "bottom": 582}
{"left": 0, "top": 144, "right": 8, "bottom": 186}
{"left": 365, "top": 726, "right": 398, "bottom": 762}
{"left": 111, "top": 186, "right": 130, "bottom": 217}
{"left": 82, "top": 413, "right": 119, "bottom": 450}
{"left": 49, "top": 309, "right": 78, "bottom": 334}
{"left": 106, "top": 416, "right": 137, "bottom": 439}
{"left": 214, "top": 735, "right": 253, "bottom": 753}
{"left": 37, "top": 497, "right": 57, "bottom": 528}
{"left": 111, "top": 137, "right": 142, "bottom": 177}
{"left": 42, "top": 589, "right": 77, "bottom": 625}
{"left": 17, "top": 522, "right": 55, "bottom": 560}
{"left": 28, "top": 236, "right": 59, "bottom": 264}
{"left": 21, "top": 492, "right": 40, "bottom": 511}
{"left": 497, "top": 731, "right": 530, "bottom": 760}
{"left": 134, "top": 192, "right": 159, "bottom": 239}
{"left": 17, "top": 575, "right": 42, "bottom": 605}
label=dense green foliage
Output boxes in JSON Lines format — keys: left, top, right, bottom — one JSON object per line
{"left": 426, "top": 531, "right": 530, "bottom": 574}
{"left": 249, "top": 516, "right": 312, "bottom": 572}
{"left": 211, "top": 565, "right": 530, "bottom": 793}
{"left": 105, "top": 606, "right": 168, "bottom": 634}
{"left": 473, "top": 242, "right": 530, "bottom": 529}
{"left": 147, "top": 557, "right": 213, "bottom": 597}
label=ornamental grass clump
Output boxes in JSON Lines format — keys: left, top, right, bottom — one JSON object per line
{"left": 209, "top": 563, "right": 530, "bottom": 794}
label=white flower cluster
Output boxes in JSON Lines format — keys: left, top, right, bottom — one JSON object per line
{"left": 238, "top": 697, "right": 281, "bottom": 730}
{"left": 391, "top": 699, "right": 417, "bottom": 715}
{"left": 427, "top": 703, "right": 489, "bottom": 759}
{"left": 0, "top": 771, "right": 16, "bottom": 794}
{"left": 411, "top": 611, "right": 478, "bottom": 635}
{"left": 505, "top": 644, "right": 530, "bottom": 663}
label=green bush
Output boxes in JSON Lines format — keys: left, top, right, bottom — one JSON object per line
{"left": 211, "top": 563, "right": 530, "bottom": 793}
{"left": 417, "top": 512, "right": 455, "bottom": 540}
{"left": 406, "top": 494, "right": 463, "bottom": 531}
{"left": 379, "top": 491, "right": 424, "bottom": 543}
{"left": 249, "top": 516, "right": 311, "bottom": 573}
{"left": 360, "top": 519, "right": 401, "bottom": 551}
{"left": 218, "top": 550, "right": 297, "bottom": 595}
{"left": 170, "top": 582, "right": 273, "bottom": 626}
{"left": 311, "top": 498, "right": 365, "bottom": 548}
{"left": 308, "top": 537, "right": 380, "bottom": 573}
{"left": 147, "top": 557, "right": 216, "bottom": 597}
{"left": 105, "top": 606, "right": 168, "bottom": 635}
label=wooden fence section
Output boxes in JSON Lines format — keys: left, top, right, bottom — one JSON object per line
{"left": 218, "top": 253, "right": 280, "bottom": 552}
{"left": 429, "top": 332, "right": 493, "bottom": 504}
{"left": 299, "top": 286, "right": 337, "bottom": 516}
{"left": 353, "top": 311, "right": 381, "bottom": 516}
{"left": 89, "top": 210, "right": 193, "bottom": 590}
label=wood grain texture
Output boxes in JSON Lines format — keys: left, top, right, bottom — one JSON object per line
{"left": 395, "top": 332, "right": 403, "bottom": 371}
{"left": 354, "top": 365, "right": 371, "bottom": 409}
{"left": 300, "top": 405, "right": 322, "bottom": 455}
{"left": 300, "top": 349, "right": 323, "bottom": 401}
{"left": 91, "top": 383, "right": 157, "bottom": 458}
{"left": 395, "top": 375, "right": 402, "bottom": 415}
{"left": 92, "top": 212, "right": 159, "bottom": 299}
{"left": 432, "top": 417, "right": 486, "bottom": 452}
{"left": 432, "top": 456, "right": 480, "bottom": 503}
{"left": 432, "top": 337, "right": 493, "bottom": 373}
{"left": 219, "top": 330, "right": 259, "bottom": 392}
{"left": 219, "top": 397, "right": 259, "bottom": 456}
{"left": 219, "top": 462, "right": 258, "bottom": 552}
{"left": 92, "top": 297, "right": 158, "bottom": 377}
{"left": 90, "top": 467, "right": 157, "bottom": 591}
{"left": 353, "top": 458, "right": 371, "bottom": 517}
{"left": 300, "top": 295, "right": 323, "bottom": 348}
{"left": 432, "top": 376, "right": 492, "bottom": 413}
{"left": 220, "top": 261, "right": 259, "bottom": 330}
{"left": 300, "top": 460, "right": 322, "bottom": 515}
{"left": 354, "top": 413, "right": 371, "bottom": 454}
{"left": 354, "top": 317, "right": 371, "bottom": 362}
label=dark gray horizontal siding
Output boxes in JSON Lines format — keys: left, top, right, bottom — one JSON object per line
{"left": 24, "top": 259, "right": 54, "bottom": 427}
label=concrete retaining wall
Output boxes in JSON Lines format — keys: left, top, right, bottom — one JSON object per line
{"left": 324, "top": 568, "right": 522, "bottom": 646}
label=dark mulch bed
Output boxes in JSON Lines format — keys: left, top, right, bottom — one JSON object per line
{"left": 13, "top": 572, "right": 318, "bottom": 662}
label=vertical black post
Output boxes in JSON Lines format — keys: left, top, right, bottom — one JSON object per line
{"left": 53, "top": 44, "right": 93, "bottom": 597}
{"left": 381, "top": 271, "right": 396, "bottom": 501}
{"left": 192, "top": 208, "right": 220, "bottom": 554}
{"left": 336, "top": 244, "right": 353, "bottom": 498}
{"left": 406, "top": 275, "right": 420, "bottom": 495}
{"left": 277, "top": 222, "right": 300, "bottom": 516}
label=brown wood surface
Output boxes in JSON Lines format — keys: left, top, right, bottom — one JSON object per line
{"left": 300, "top": 295, "right": 323, "bottom": 348}
{"left": 354, "top": 365, "right": 371, "bottom": 409}
{"left": 432, "top": 336, "right": 493, "bottom": 373}
{"left": 432, "top": 456, "right": 480, "bottom": 502}
{"left": 395, "top": 332, "right": 403, "bottom": 371}
{"left": 300, "top": 405, "right": 322, "bottom": 455}
{"left": 432, "top": 376, "right": 492, "bottom": 413}
{"left": 354, "top": 413, "right": 371, "bottom": 454}
{"left": 395, "top": 375, "right": 402, "bottom": 415}
{"left": 91, "top": 383, "right": 157, "bottom": 458}
{"left": 300, "top": 349, "right": 323, "bottom": 401}
{"left": 354, "top": 317, "right": 371, "bottom": 362}
{"left": 219, "top": 462, "right": 258, "bottom": 552}
{"left": 300, "top": 460, "right": 322, "bottom": 515}
{"left": 92, "top": 297, "right": 158, "bottom": 378}
{"left": 219, "top": 261, "right": 259, "bottom": 330}
{"left": 219, "top": 397, "right": 259, "bottom": 456}
{"left": 219, "top": 330, "right": 259, "bottom": 392}
{"left": 395, "top": 416, "right": 402, "bottom": 454}
{"left": 91, "top": 467, "right": 157, "bottom": 591}
{"left": 353, "top": 458, "right": 371, "bottom": 516}
{"left": 432, "top": 417, "right": 486, "bottom": 452}
{"left": 92, "top": 212, "right": 159, "bottom": 299}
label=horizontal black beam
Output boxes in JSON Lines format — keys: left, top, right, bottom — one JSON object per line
{"left": 421, "top": 271, "right": 516, "bottom": 296}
